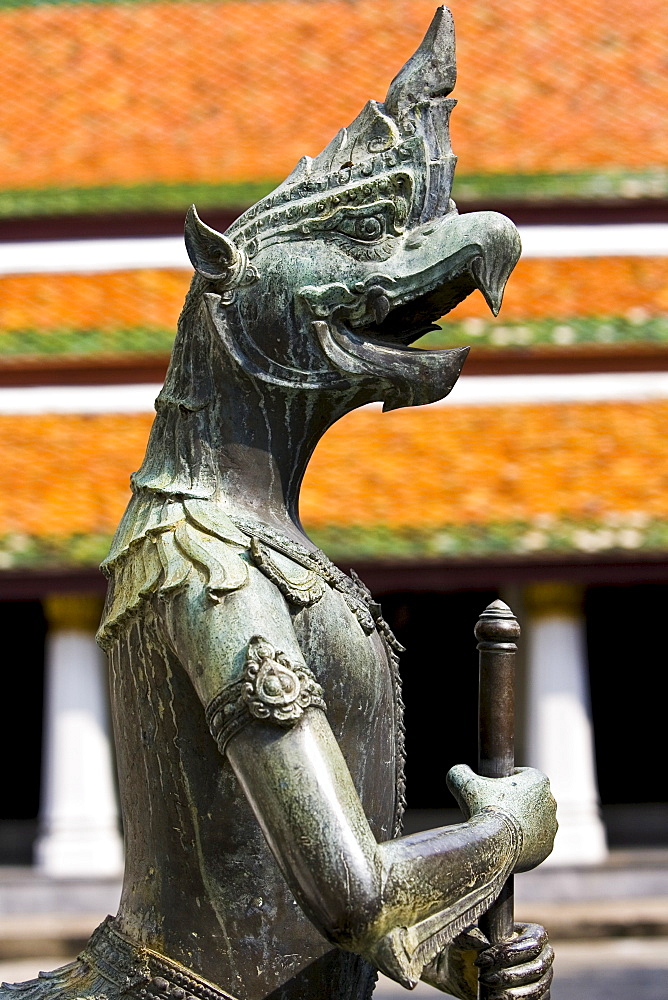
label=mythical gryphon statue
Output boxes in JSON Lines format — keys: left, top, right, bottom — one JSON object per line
{"left": 3, "top": 9, "right": 556, "bottom": 1000}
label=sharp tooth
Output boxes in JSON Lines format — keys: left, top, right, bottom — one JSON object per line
{"left": 373, "top": 293, "right": 390, "bottom": 324}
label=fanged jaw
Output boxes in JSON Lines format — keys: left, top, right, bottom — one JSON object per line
{"left": 357, "top": 212, "right": 522, "bottom": 348}
{"left": 302, "top": 210, "right": 521, "bottom": 351}
{"left": 305, "top": 211, "right": 520, "bottom": 409}
{"left": 354, "top": 253, "right": 482, "bottom": 348}
{"left": 312, "top": 314, "right": 469, "bottom": 411}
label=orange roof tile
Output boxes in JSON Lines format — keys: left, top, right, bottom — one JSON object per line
{"left": 1, "top": 258, "right": 667, "bottom": 352}
{"left": 1, "top": 400, "right": 667, "bottom": 565}
{"left": 303, "top": 401, "right": 668, "bottom": 528}
{"left": 453, "top": 257, "right": 668, "bottom": 322}
{"left": 0, "top": 0, "right": 665, "bottom": 196}
{"left": 0, "top": 270, "right": 189, "bottom": 335}
{"left": 0, "top": 413, "right": 152, "bottom": 537}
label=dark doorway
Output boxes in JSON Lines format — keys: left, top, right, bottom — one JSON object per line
{"left": 586, "top": 583, "right": 665, "bottom": 804}
{"left": 380, "top": 589, "right": 497, "bottom": 811}
{"left": 0, "top": 600, "right": 46, "bottom": 818}
{"left": 0, "top": 600, "right": 46, "bottom": 862}
{"left": 379, "top": 583, "right": 668, "bottom": 845}
{"left": 586, "top": 583, "right": 667, "bottom": 844}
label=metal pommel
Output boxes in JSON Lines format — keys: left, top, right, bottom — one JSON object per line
{"left": 477, "top": 599, "right": 518, "bottom": 781}
{"left": 475, "top": 599, "right": 520, "bottom": 651}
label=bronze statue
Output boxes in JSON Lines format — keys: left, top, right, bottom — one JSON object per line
{"left": 2, "top": 9, "right": 556, "bottom": 1000}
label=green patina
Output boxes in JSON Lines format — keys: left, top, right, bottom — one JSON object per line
{"left": 419, "top": 314, "right": 668, "bottom": 350}
{"left": 0, "top": 532, "right": 113, "bottom": 570}
{"left": 451, "top": 167, "right": 668, "bottom": 203}
{"left": 0, "top": 15, "right": 559, "bottom": 1000}
{"left": 0, "top": 327, "right": 176, "bottom": 357}
{"left": 312, "top": 517, "right": 668, "bottom": 560}
{"left": 0, "top": 181, "right": 275, "bottom": 219}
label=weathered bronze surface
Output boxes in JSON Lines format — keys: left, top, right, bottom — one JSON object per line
{"left": 1, "top": 8, "right": 557, "bottom": 1000}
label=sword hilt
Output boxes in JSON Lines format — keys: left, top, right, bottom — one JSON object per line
{"left": 475, "top": 600, "right": 520, "bottom": 966}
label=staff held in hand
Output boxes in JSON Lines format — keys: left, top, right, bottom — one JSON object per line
{"left": 445, "top": 600, "right": 557, "bottom": 1000}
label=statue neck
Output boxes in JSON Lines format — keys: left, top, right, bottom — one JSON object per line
{"left": 209, "top": 385, "right": 338, "bottom": 544}
{"left": 137, "top": 362, "right": 359, "bottom": 549}
{"left": 134, "top": 289, "right": 373, "bottom": 546}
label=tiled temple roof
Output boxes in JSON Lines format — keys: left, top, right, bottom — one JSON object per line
{"left": 1, "top": 0, "right": 665, "bottom": 574}
{"left": 1, "top": 400, "right": 667, "bottom": 568}
{"left": 1, "top": 0, "right": 666, "bottom": 216}
{"left": 2, "top": 257, "right": 668, "bottom": 364}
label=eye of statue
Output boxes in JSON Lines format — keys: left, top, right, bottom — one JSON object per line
{"left": 285, "top": 199, "right": 404, "bottom": 257}
{"left": 330, "top": 207, "right": 391, "bottom": 244}
{"left": 355, "top": 217, "right": 383, "bottom": 241}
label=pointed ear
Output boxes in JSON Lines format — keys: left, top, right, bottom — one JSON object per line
{"left": 184, "top": 205, "right": 245, "bottom": 284}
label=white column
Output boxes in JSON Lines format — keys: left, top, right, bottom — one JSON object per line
{"left": 35, "top": 594, "right": 124, "bottom": 876}
{"left": 524, "top": 583, "right": 607, "bottom": 866}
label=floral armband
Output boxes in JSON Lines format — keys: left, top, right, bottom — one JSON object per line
{"left": 205, "top": 636, "right": 327, "bottom": 753}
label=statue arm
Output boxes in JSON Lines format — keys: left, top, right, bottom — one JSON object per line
{"left": 226, "top": 708, "right": 528, "bottom": 989}
{"left": 161, "top": 570, "right": 555, "bottom": 993}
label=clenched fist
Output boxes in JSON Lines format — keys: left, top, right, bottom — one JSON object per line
{"left": 423, "top": 922, "right": 554, "bottom": 1000}
{"left": 446, "top": 764, "right": 558, "bottom": 872}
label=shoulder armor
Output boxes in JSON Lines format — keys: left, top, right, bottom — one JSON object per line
{"left": 183, "top": 498, "right": 249, "bottom": 546}
{"left": 249, "top": 537, "right": 324, "bottom": 607}
{"left": 98, "top": 495, "right": 251, "bottom": 649}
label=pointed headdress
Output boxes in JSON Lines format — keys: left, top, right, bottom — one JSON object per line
{"left": 226, "top": 7, "right": 460, "bottom": 257}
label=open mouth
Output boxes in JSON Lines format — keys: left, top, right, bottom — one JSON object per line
{"left": 348, "top": 211, "right": 521, "bottom": 353}
{"left": 314, "top": 299, "right": 471, "bottom": 412}
{"left": 353, "top": 257, "right": 480, "bottom": 350}
{"left": 305, "top": 210, "right": 520, "bottom": 408}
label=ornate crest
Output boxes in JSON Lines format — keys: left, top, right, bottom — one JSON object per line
{"left": 242, "top": 636, "right": 326, "bottom": 724}
{"left": 206, "top": 637, "right": 327, "bottom": 752}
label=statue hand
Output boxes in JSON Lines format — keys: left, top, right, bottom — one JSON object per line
{"left": 475, "top": 922, "right": 554, "bottom": 999}
{"left": 421, "top": 927, "right": 485, "bottom": 999}
{"left": 446, "top": 765, "right": 557, "bottom": 872}
{"left": 422, "top": 922, "right": 552, "bottom": 1000}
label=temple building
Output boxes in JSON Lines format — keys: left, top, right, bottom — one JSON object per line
{"left": 1, "top": 0, "right": 666, "bottom": 875}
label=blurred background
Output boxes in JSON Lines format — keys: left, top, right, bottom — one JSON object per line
{"left": 0, "top": 0, "right": 667, "bottom": 995}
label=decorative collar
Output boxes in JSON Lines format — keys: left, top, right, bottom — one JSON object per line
{"left": 228, "top": 514, "right": 379, "bottom": 635}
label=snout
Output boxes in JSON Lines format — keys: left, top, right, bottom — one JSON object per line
{"left": 358, "top": 210, "right": 521, "bottom": 341}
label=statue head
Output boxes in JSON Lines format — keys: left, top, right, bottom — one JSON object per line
{"left": 181, "top": 7, "right": 519, "bottom": 415}
{"left": 131, "top": 6, "right": 522, "bottom": 505}
{"left": 135, "top": 4, "right": 522, "bottom": 504}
